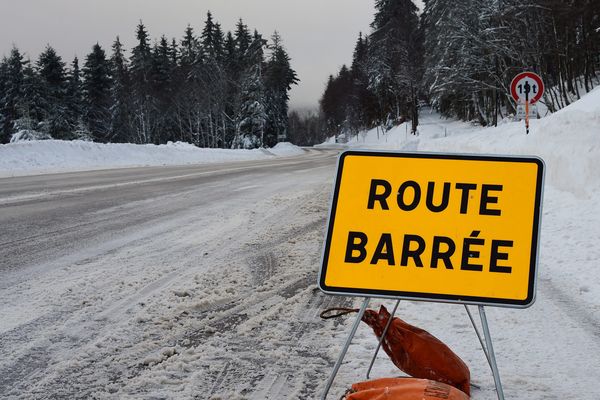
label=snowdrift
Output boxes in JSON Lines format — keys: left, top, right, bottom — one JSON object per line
{"left": 0, "top": 140, "right": 305, "bottom": 177}
{"left": 418, "top": 87, "right": 600, "bottom": 197}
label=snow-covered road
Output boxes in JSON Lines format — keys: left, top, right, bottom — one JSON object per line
{"left": 0, "top": 149, "right": 357, "bottom": 398}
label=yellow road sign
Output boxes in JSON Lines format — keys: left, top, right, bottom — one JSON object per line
{"left": 319, "top": 151, "right": 545, "bottom": 308}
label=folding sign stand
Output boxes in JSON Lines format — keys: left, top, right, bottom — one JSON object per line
{"left": 320, "top": 298, "right": 506, "bottom": 400}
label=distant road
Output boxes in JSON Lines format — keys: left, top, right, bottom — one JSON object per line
{"left": 0, "top": 148, "right": 338, "bottom": 276}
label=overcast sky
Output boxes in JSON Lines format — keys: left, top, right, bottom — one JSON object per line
{"left": 0, "top": 0, "right": 423, "bottom": 110}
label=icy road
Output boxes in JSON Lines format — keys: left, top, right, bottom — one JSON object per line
{"left": 1, "top": 145, "right": 600, "bottom": 399}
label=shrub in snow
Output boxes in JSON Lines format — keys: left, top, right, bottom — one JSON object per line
{"left": 10, "top": 130, "right": 53, "bottom": 143}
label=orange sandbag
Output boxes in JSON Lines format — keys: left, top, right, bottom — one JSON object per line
{"left": 344, "top": 378, "right": 469, "bottom": 400}
{"left": 361, "top": 305, "right": 470, "bottom": 395}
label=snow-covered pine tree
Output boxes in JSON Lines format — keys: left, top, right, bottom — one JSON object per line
{"left": 37, "top": 45, "right": 70, "bottom": 138}
{"left": 264, "top": 31, "right": 299, "bottom": 147}
{"left": 201, "top": 11, "right": 218, "bottom": 60}
{"left": 82, "top": 43, "right": 112, "bottom": 141}
{"left": 19, "top": 60, "right": 47, "bottom": 128}
{"left": 171, "top": 25, "right": 201, "bottom": 144}
{"left": 235, "top": 31, "right": 267, "bottom": 149}
{"left": 368, "top": 0, "right": 421, "bottom": 132}
{"left": 130, "top": 21, "right": 155, "bottom": 144}
{"left": 0, "top": 57, "right": 10, "bottom": 143}
{"left": 320, "top": 66, "right": 354, "bottom": 138}
{"left": 200, "top": 12, "right": 228, "bottom": 148}
{"left": 180, "top": 25, "right": 199, "bottom": 72}
{"left": 220, "top": 30, "right": 239, "bottom": 148}
{"left": 150, "top": 35, "right": 175, "bottom": 143}
{"left": 349, "top": 33, "right": 377, "bottom": 132}
{"left": 109, "top": 37, "right": 133, "bottom": 142}
{"left": 1, "top": 47, "right": 25, "bottom": 142}
{"left": 65, "top": 57, "right": 89, "bottom": 140}
{"left": 234, "top": 19, "right": 252, "bottom": 71}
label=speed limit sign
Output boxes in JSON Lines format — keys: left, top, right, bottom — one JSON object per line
{"left": 510, "top": 72, "right": 544, "bottom": 104}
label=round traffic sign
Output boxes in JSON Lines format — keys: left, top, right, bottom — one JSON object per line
{"left": 510, "top": 72, "right": 544, "bottom": 104}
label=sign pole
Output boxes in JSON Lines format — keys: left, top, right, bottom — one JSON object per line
{"left": 321, "top": 297, "right": 370, "bottom": 400}
{"left": 478, "top": 306, "right": 505, "bottom": 400}
{"left": 365, "top": 299, "right": 401, "bottom": 379}
{"left": 525, "top": 100, "right": 530, "bottom": 135}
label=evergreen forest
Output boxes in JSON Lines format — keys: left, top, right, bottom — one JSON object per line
{"left": 0, "top": 13, "right": 298, "bottom": 148}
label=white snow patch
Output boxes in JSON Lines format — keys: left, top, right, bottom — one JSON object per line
{"left": 0, "top": 140, "right": 305, "bottom": 178}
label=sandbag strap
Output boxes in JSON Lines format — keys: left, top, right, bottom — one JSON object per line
{"left": 320, "top": 307, "right": 359, "bottom": 319}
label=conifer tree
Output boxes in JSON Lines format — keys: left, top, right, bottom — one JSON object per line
{"left": 151, "top": 35, "right": 175, "bottom": 142}
{"left": 82, "top": 43, "right": 112, "bottom": 141}
{"left": 17, "top": 60, "right": 47, "bottom": 133}
{"left": 109, "top": 37, "right": 133, "bottom": 142}
{"left": 1, "top": 47, "right": 25, "bottom": 141}
{"left": 130, "top": 21, "right": 155, "bottom": 143}
{"left": 368, "top": 0, "right": 421, "bottom": 132}
{"left": 0, "top": 57, "right": 10, "bottom": 142}
{"left": 235, "top": 31, "right": 267, "bottom": 148}
{"left": 264, "top": 31, "right": 298, "bottom": 146}
{"left": 37, "top": 45, "right": 70, "bottom": 137}
{"left": 65, "top": 57, "right": 85, "bottom": 138}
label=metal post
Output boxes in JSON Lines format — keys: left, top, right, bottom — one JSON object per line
{"left": 464, "top": 305, "right": 491, "bottom": 365}
{"left": 366, "top": 299, "right": 401, "bottom": 379}
{"left": 478, "top": 306, "right": 505, "bottom": 400}
{"left": 321, "top": 297, "right": 370, "bottom": 400}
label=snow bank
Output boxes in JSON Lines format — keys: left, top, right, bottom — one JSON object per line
{"left": 418, "top": 87, "right": 600, "bottom": 196}
{"left": 0, "top": 140, "right": 305, "bottom": 177}
{"left": 267, "top": 142, "right": 307, "bottom": 156}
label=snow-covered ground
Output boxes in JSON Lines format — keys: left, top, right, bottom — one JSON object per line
{"left": 0, "top": 140, "right": 306, "bottom": 178}
{"left": 1, "top": 88, "right": 599, "bottom": 399}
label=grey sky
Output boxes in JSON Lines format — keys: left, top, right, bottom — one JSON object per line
{"left": 0, "top": 0, "right": 423, "bottom": 110}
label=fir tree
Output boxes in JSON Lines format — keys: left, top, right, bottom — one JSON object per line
{"left": 82, "top": 43, "right": 112, "bottom": 141}
{"left": 264, "top": 31, "right": 299, "bottom": 146}
{"left": 109, "top": 37, "right": 133, "bottom": 142}
{"left": 180, "top": 25, "right": 199, "bottom": 70}
{"left": 235, "top": 31, "right": 267, "bottom": 148}
{"left": 234, "top": 19, "right": 252, "bottom": 68}
{"left": 130, "top": 21, "right": 155, "bottom": 143}
{"left": 17, "top": 60, "right": 47, "bottom": 133}
{"left": 37, "top": 45, "right": 69, "bottom": 137}
{"left": 1, "top": 47, "right": 25, "bottom": 141}
{"left": 368, "top": 0, "right": 421, "bottom": 132}
{"left": 65, "top": 57, "right": 85, "bottom": 138}
{"left": 0, "top": 57, "right": 10, "bottom": 143}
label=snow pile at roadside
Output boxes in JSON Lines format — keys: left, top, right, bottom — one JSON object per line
{"left": 0, "top": 140, "right": 305, "bottom": 177}
{"left": 267, "top": 141, "right": 307, "bottom": 156}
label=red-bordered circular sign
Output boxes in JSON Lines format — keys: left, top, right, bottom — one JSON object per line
{"left": 510, "top": 72, "right": 544, "bottom": 104}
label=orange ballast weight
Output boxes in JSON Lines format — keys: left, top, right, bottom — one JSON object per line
{"left": 321, "top": 305, "right": 470, "bottom": 395}
{"left": 344, "top": 378, "right": 469, "bottom": 400}
{"left": 362, "top": 305, "right": 470, "bottom": 395}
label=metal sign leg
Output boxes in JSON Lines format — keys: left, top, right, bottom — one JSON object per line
{"left": 321, "top": 297, "right": 370, "bottom": 400}
{"left": 366, "top": 299, "right": 401, "bottom": 379}
{"left": 478, "top": 306, "right": 505, "bottom": 400}
{"left": 465, "top": 305, "right": 491, "bottom": 365}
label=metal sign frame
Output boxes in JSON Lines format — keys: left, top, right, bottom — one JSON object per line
{"left": 320, "top": 298, "right": 507, "bottom": 400}
{"left": 319, "top": 150, "right": 545, "bottom": 308}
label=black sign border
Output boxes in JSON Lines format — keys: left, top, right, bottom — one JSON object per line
{"left": 318, "top": 150, "right": 545, "bottom": 308}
